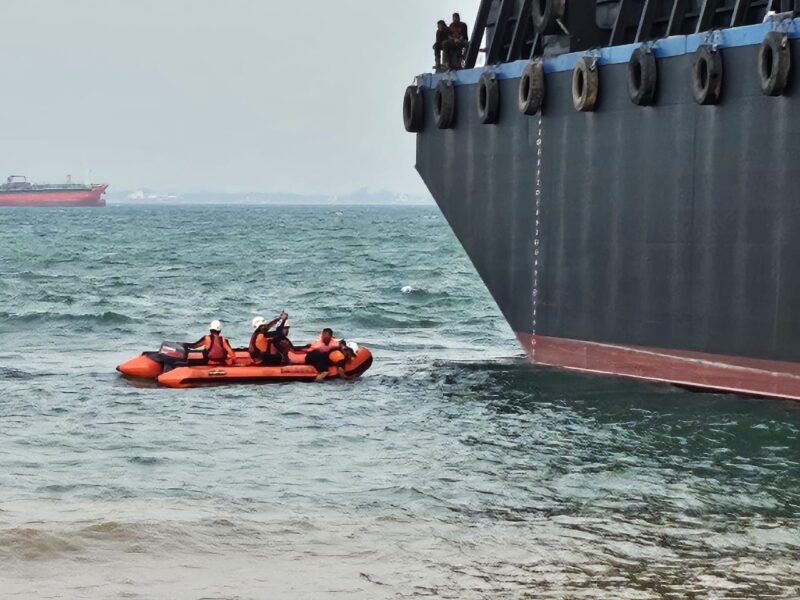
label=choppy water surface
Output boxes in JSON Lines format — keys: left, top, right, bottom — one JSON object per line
{"left": 1, "top": 205, "right": 799, "bottom": 599}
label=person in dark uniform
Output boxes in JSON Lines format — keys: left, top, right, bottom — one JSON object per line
{"left": 444, "top": 13, "right": 469, "bottom": 70}
{"left": 450, "top": 13, "right": 469, "bottom": 44}
{"left": 433, "top": 20, "right": 450, "bottom": 71}
{"left": 449, "top": 13, "right": 469, "bottom": 68}
{"left": 271, "top": 322, "right": 303, "bottom": 363}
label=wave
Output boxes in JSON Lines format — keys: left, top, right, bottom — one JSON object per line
{"left": 398, "top": 284, "right": 423, "bottom": 294}
{"left": 128, "top": 456, "right": 163, "bottom": 466}
{"left": 0, "top": 527, "right": 81, "bottom": 560}
{"left": 0, "top": 512, "right": 321, "bottom": 562}
{"left": 0, "top": 311, "right": 134, "bottom": 325}
{"left": 0, "top": 520, "right": 182, "bottom": 561}
{"left": 351, "top": 313, "right": 441, "bottom": 329}
{"left": 0, "top": 368, "right": 34, "bottom": 380}
{"left": 10, "top": 271, "right": 65, "bottom": 282}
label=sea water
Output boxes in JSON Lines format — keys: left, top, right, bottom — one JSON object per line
{"left": 1, "top": 205, "right": 799, "bottom": 599}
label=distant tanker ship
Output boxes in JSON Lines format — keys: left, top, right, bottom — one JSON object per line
{"left": 0, "top": 175, "right": 107, "bottom": 207}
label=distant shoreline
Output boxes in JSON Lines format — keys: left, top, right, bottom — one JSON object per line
{"left": 111, "top": 187, "right": 434, "bottom": 206}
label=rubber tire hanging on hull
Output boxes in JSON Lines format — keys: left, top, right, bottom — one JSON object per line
{"left": 572, "top": 57, "right": 599, "bottom": 112}
{"left": 477, "top": 73, "right": 500, "bottom": 124}
{"left": 403, "top": 85, "right": 423, "bottom": 132}
{"left": 692, "top": 46, "right": 723, "bottom": 105}
{"left": 518, "top": 61, "right": 545, "bottom": 115}
{"left": 434, "top": 80, "right": 456, "bottom": 129}
{"left": 759, "top": 31, "right": 791, "bottom": 96}
{"left": 627, "top": 46, "right": 657, "bottom": 106}
{"left": 532, "top": 0, "right": 565, "bottom": 35}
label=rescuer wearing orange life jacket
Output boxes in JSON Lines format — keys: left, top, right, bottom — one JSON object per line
{"left": 315, "top": 340, "right": 359, "bottom": 382}
{"left": 248, "top": 312, "right": 287, "bottom": 365}
{"left": 308, "top": 328, "right": 339, "bottom": 353}
{"left": 304, "top": 327, "right": 340, "bottom": 377}
{"left": 187, "top": 320, "right": 236, "bottom": 366}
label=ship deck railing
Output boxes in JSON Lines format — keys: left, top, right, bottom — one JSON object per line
{"left": 419, "top": 11, "right": 799, "bottom": 87}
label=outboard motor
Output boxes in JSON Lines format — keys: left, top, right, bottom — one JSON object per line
{"left": 156, "top": 341, "right": 189, "bottom": 370}
{"left": 133, "top": 342, "right": 190, "bottom": 378}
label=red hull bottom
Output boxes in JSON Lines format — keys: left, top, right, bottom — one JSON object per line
{"left": 516, "top": 333, "right": 800, "bottom": 402}
{"left": 0, "top": 198, "right": 105, "bottom": 207}
{"left": 0, "top": 185, "right": 107, "bottom": 207}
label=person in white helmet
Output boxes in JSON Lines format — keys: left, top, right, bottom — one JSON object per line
{"left": 186, "top": 320, "right": 236, "bottom": 365}
{"left": 248, "top": 311, "right": 287, "bottom": 365}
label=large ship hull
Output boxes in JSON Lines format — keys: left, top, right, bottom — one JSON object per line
{"left": 0, "top": 184, "right": 107, "bottom": 207}
{"left": 416, "top": 21, "right": 800, "bottom": 401}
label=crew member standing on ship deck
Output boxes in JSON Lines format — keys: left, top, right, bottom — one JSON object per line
{"left": 433, "top": 20, "right": 450, "bottom": 71}
{"left": 445, "top": 13, "right": 469, "bottom": 70}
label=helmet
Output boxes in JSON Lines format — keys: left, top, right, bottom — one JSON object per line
{"left": 346, "top": 341, "right": 359, "bottom": 354}
{"left": 252, "top": 316, "right": 266, "bottom": 329}
{"left": 209, "top": 319, "right": 222, "bottom": 332}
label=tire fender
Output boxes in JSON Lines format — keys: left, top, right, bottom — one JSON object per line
{"left": 434, "top": 79, "right": 456, "bottom": 129}
{"left": 532, "top": 0, "right": 566, "bottom": 35}
{"left": 692, "top": 45, "right": 723, "bottom": 105}
{"left": 572, "top": 57, "right": 599, "bottom": 112}
{"left": 627, "top": 46, "right": 657, "bottom": 106}
{"left": 759, "top": 31, "right": 791, "bottom": 96}
{"left": 403, "top": 85, "right": 423, "bottom": 132}
{"left": 477, "top": 73, "right": 500, "bottom": 124}
{"left": 519, "top": 61, "right": 545, "bottom": 115}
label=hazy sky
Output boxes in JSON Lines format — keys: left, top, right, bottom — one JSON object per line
{"left": 0, "top": 1, "right": 477, "bottom": 195}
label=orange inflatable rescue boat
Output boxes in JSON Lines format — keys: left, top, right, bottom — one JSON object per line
{"left": 117, "top": 341, "right": 373, "bottom": 388}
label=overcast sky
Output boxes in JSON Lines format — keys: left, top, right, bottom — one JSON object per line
{"left": 0, "top": 1, "right": 477, "bottom": 195}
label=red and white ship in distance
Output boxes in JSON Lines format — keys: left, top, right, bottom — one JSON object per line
{"left": 0, "top": 175, "right": 107, "bottom": 207}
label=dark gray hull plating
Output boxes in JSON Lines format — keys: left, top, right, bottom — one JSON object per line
{"left": 416, "top": 33, "right": 800, "bottom": 395}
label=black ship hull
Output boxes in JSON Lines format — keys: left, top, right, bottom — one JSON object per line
{"left": 415, "top": 21, "right": 800, "bottom": 400}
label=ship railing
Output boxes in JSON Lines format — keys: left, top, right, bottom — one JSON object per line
{"left": 0, "top": 183, "right": 94, "bottom": 191}
{"left": 462, "top": 0, "right": 789, "bottom": 70}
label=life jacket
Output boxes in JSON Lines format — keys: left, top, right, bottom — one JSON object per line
{"left": 309, "top": 334, "right": 339, "bottom": 353}
{"left": 204, "top": 333, "right": 229, "bottom": 363}
{"left": 249, "top": 329, "right": 281, "bottom": 359}
{"left": 328, "top": 350, "right": 346, "bottom": 366}
{"left": 249, "top": 329, "right": 268, "bottom": 357}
